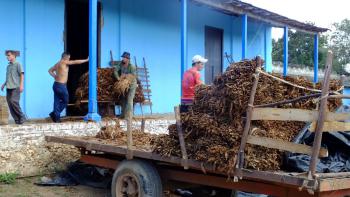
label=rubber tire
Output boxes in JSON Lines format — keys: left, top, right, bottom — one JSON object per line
{"left": 111, "top": 159, "right": 162, "bottom": 197}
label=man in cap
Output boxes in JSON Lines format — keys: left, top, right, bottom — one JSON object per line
{"left": 112, "top": 52, "right": 137, "bottom": 119}
{"left": 181, "top": 55, "right": 207, "bottom": 111}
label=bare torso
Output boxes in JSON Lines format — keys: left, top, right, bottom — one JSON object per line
{"left": 54, "top": 60, "right": 69, "bottom": 84}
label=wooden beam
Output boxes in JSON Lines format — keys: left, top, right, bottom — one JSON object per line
{"left": 251, "top": 108, "right": 350, "bottom": 122}
{"left": 254, "top": 93, "right": 322, "bottom": 108}
{"left": 126, "top": 118, "right": 133, "bottom": 160}
{"left": 252, "top": 108, "right": 315, "bottom": 121}
{"left": 309, "top": 122, "right": 350, "bottom": 132}
{"left": 236, "top": 68, "right": 261, "bottom": 178}
{"left": 247, "top": 136, "right": 328, "bottom": 157}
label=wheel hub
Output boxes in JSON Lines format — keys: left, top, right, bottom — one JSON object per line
{"left": 116, "top": 173, "right": 140, "bottom": 197}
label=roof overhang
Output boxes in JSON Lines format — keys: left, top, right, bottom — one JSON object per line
{"left": 192, "top": 0, "right": 328, "bottom": 34}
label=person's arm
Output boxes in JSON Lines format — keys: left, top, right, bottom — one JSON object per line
{"left": 19, "top": 73, "right": 24, "bottom": 93}
{"left": 113, "top": 63, "right": 121, "bottom": 80}
{"left": 48, "top": 65, "right": 57, "bottom": 78}
{"left": 1, "top": 82, "right": 6, "bottom": 91}
{"left": 194, "top": 72, "right": 203, "bottom": 85}
{"left": 66, "top": 57, "right": 89, "bottom": 65}
{"left": 130, "top": 65, "right": 136, "bottom": 76}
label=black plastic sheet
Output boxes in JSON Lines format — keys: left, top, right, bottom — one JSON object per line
{"left": 35, "top": 161, "right": 112, "bottom": 188}
{"left": 284, "top": 105, "right": 350, "bottom": 173}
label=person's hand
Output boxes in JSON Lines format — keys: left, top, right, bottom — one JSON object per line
{"left": 86, "top": 57, "right": 89, "bottom": 61}
{"left": 1, "top": 84, "right": 5, "bottom": 91}
{"left": 19, "top": 85, "right": 24, "bottom": 93}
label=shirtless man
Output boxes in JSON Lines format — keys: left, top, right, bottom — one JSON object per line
{"left": 48, "top": 52, "right": 89, "bottom": 122}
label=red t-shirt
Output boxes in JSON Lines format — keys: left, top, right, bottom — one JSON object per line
{"left": 181, "top": 67, "right": 202, "bottom": 100}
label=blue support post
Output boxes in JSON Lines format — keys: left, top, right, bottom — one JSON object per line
{"left": 264, "top": 26, "right": 271, "bottom": 72}
{"left": 241, "top": 14, "right": 247, "bottom": 60}
{"left": 314, "top": 34, "right": 319, "bottom": 83}
{"left": 283, "top": 26, "right": 288, "bottom": 77}
{"left": 180, "top": 0, "right": 187, "bottom": 96}
{"left": 84, "top": 0, "right": 101, "bottom": 122}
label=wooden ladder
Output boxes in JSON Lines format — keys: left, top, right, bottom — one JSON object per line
{"left": 135, "top": 57, "right": 153, "bottom": 115}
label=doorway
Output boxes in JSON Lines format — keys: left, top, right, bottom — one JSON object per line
{"left": 205, "top": 26, "right": 223, "bottom": 84}
{"left": 65, "top": 0, "right": 102, "bottom": 116}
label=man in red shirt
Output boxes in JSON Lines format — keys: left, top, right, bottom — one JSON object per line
{"left": 181, "top": 55, "right": 208, "bottom": 111}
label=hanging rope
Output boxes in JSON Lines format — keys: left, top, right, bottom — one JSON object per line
{"left": 257, "top": 69, "right": 343, "bottom": 95}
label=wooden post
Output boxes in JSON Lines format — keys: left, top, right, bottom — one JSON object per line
{"left": 175, "top": 106, "right": 189, "bottom": 169}
{"left": 110, "top": 50, "right": 114, "bottom": 63}
{"left": 126, "top": 118, "right": 133, "bottom": 159}
{"left": 235, "top": 67, "right": 261, "bottom": 179}
{"left": 308, "top": 51, "right": 333, "bottom": 177}
{"left": 141, "top": 118, "right": 146, "bottom": 133}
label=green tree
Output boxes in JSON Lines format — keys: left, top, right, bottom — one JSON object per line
{"left": 329, "top": 19, "right": 350, "bottom": 74}
{"left": 272, "top": 38, "right": 283, "bottom": 62}
{"left": 272, "top": 25, "right": 328, "bottom": 69}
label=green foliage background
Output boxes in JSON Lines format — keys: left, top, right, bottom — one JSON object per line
{"left": 272, "top": 19, "right": 350, "bottom": 74}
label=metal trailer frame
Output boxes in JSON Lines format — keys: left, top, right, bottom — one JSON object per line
{"left": 46, "top": 136, "right": 350, "bottom": 197}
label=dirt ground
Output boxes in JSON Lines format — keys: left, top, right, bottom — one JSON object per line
{"left": 0, "top": 176, "right": 236, "bottom": 197}
{"left": 0, "top": 177, "right": 110, "bottom": 197}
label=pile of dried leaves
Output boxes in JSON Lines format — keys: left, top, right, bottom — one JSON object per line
{"left": 152, "top": 57, "right": 342, "bottom": 173}
{"left": 75, "top": 68, "right": 145, "bottom": 105}
{"left": 113, "top": 74, "right": 137, "bottom": 99}
{"left": 96, "top": 119, "right": 154, "bottom": 149}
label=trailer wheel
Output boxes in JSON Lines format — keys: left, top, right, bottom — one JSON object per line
{"left": 112, "top": 159, "right": 162, "bottom": 197}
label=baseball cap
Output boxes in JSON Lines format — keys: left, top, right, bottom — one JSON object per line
{"left": 192, "top": 55, "right": 208, "bottom": 64}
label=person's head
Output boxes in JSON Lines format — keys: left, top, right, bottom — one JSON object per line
{"left": 121, "top": 52, "right": 131, "bottom": 64}
{"left": 191, "top": 55, "right": 208, "bottom": 71}
{"left": 61, "top": 52, "right": 71, "bottom": 61}
{"left": 5, "top": 50, "right": 19, "bottom": 63}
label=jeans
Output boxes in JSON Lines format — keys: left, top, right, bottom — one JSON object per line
{"left": 52, "top": 82, "right": 69, "bottom": 121}
{"left": 6, "top": 88, "right": 25, "bottom": 123}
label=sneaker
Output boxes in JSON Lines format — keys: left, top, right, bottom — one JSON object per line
{"left": 17, "top": 119, "right": 26, "bottom": 125}
{"left": 49, "top": 112, "right": 57, "bottom": 122}
{"left": 15, "top": 120, "right": 23, "bottom": 125}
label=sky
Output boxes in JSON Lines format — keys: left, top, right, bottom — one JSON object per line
{"left": 241, "top": 0, "right": 349, "bottom": 39}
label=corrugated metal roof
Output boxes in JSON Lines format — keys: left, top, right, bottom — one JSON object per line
{"left": 192, "top": 0, "right": 328, "bottom": 34}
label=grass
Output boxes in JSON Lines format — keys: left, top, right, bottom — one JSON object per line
{"left": 0, "top": 172, "right": 18, "bottom": 184}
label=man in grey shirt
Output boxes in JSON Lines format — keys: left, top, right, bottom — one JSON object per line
{"left": 1, "top": 50, "right": 25, "bottom": 124}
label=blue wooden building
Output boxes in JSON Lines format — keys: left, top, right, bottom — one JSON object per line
{"left": 0, "top": 0, "right": 327, "bottom": 120}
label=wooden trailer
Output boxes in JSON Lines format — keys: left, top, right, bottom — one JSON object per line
{"left": 47, "top": 51, "right": 350, "bottom": 196}
{"left": 46, "top": 135, "right": 350, "bottom": 197}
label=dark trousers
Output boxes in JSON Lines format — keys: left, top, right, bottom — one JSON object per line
{"left": 52, "top": 82, "right": 69, "bottom": 121}
{"left": 121, "top": 82, "right": 137, "bottom": 119}
{"left": 180, "top": 99, "right": 193, "bottom": 113}
{"left": 6, "top": 88, "right": 25, "bottom": 123}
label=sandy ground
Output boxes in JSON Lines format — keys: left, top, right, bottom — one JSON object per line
{"left": 0, "top": 177, "right": 110, "bottom": 197}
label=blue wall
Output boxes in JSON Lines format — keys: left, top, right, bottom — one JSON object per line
{"left": 0, "top": 0, "right": 272, "bottom": 118}
{"left": 0, "top": 0, "right": 64, "bottom": 118}
{"left": 25, "top": 0, "right": 65, "bottom": 118}
{"left": 100, "top": 0, "right": 272, "bottom": 114}
{"left": 343, "top": 87, "right": 350, "bottom": 106}
{"left": 101, "top": 0, "right": 120, "bottom": 67}
{"left": 0, "top": 0, "right": 25, "bottom": 109}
